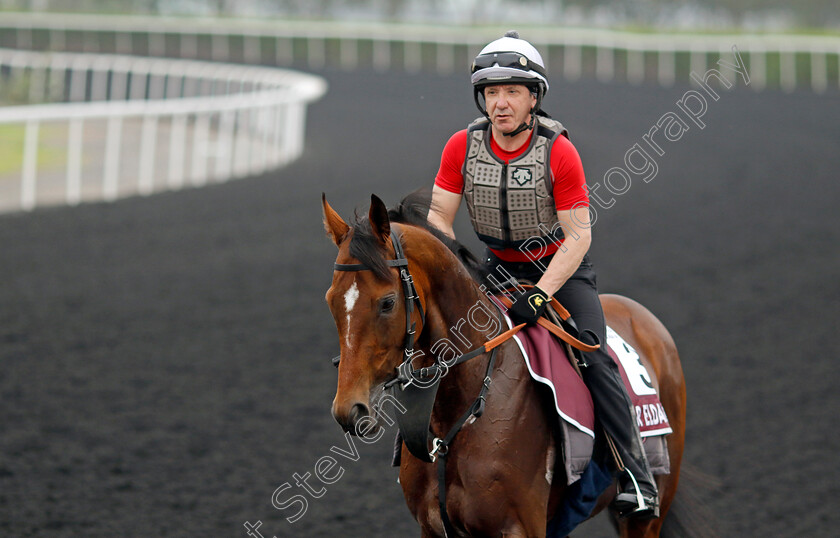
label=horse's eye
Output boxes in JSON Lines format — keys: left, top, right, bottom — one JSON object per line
{"left": 379, "top": 295, "right": 397, "bottom": 313}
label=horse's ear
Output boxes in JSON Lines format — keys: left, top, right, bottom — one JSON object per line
{"left": 368, "top": 194, "right": 391, "bottom": 245}
{"left": 322, "top": 193, "right": 350, "bottom": 246}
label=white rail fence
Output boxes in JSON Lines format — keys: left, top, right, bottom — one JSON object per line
{"left": 0, "top": 13, "right": 839, "bottom": 93}
{"left": 0, "top": 48, "right": 327, "bottom": 213}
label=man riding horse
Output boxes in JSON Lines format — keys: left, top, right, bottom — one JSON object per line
{"left": 427, "top": 31, "right": 659, "bottom": 519}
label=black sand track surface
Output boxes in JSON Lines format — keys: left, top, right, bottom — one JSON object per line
{"left": 1, "top": 66, "right": 839, "bottom": 537}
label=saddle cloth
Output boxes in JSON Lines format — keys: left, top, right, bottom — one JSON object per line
{"left": 498, "top": 306, "right": 673, "bottom": 485}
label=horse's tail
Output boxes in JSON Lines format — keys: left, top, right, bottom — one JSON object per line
{"left": 660, "top": 464, "right": 720, "bottom": 538}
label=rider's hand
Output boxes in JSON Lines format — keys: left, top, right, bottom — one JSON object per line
{"left": 508, "top": 287, "right": 551, "bottom": 326}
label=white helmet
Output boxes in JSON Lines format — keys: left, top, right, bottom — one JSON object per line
{"left": 471, "top": 31, "right": 548, "bottom": 132}
{"left": 471, "top": 31, "right": 549, "bottom": 92}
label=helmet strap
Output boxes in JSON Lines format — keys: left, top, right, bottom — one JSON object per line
{"left": 473, "top": 88, "right": 490, "bottom": 119}
{"left": 502, "top": 112, "right": 535, "bottom": 137}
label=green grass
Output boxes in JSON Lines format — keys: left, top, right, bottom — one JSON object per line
{"left": 0, "top": 124, "right": 66, "bottom": 176}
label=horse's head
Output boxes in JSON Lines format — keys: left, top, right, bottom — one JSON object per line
{"left": 322, "top": 194, "right": 425, "bottom": 435}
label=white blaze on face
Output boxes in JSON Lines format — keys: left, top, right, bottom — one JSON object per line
{"left": 343, "top": 281, "right": 360, "bottom": 350}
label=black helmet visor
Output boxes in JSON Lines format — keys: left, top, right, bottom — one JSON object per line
{"left": 471, "top": 51, "right": 547, "bottom": 78}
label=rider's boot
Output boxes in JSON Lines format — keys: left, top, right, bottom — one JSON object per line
{"left": 581, "top": 360, "right": 660, "bottom": 519}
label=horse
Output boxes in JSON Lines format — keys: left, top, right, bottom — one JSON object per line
{"left": 323, "top": 192, "right": 687, "bottom": 538}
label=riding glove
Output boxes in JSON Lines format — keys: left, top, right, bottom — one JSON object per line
{"left": 508, "top": 287, "right": 551, "bottom": 325}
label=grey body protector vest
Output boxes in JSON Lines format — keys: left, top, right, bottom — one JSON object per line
{"left": 462, "top": 115, "right": 570, "bottom": 251}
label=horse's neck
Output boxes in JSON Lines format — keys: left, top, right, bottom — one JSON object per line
{"left": 407, "top": 232, "right": 512, "bottom": 424}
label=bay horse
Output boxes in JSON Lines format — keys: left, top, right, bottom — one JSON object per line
{"left": 323, "top": 193, "right": 687, "bottom": 537}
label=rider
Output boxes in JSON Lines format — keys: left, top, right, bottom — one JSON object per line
{"left": 427, "top": 31, "right": 659, "bottom": 519}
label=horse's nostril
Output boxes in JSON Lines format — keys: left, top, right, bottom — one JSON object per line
{"left": 333, "top": 401, "right": 372, "bottom": 434}
{"left": 349, "top": 403, "right": 370, "bottom": 425}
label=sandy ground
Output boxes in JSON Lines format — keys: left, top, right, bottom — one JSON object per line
{"left": 0, "top": 67, "right": 839, "bottom": 537}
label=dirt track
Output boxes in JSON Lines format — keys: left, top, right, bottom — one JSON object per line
{"left": 1, "top": 67, "right": 839, "bottom": 537}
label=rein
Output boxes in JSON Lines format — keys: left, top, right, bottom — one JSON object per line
{"left": 331, "top": 228, "right": 600, "bottom": 537}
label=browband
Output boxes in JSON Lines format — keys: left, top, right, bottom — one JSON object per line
{"left": 334, "top": 258, "right": 408, "bottom": 271}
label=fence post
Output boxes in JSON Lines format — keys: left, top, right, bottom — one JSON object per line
{"left": 69, "top": 60, "right": 88, "bottom": 102}
{"left": 21, "top": 119, "right": 40, "bottom": 211}
{"left": 216, "top": 109, "right": 236, "bottom": 181}
{"left": 749, "top": 44, "right": 766, "bottom": 91}
{"left": 115, "top": 30, "right": 133, "bottom": 55}
{"left": 49, "top": 28, "right": 65, "bottom": 52}
{"left": 244, "top": 34, "right": 262, "bottom": 65}
{"left": 90, "top": 59, "right": 110, "bottom": 101}
{"left": 138, "top": 113, "right": 158, "bottom": 195}
{"left": 596, "top": 41, "right": 614, "bottom": 83}
{"left": 627, "top": 47, "right": 644, "bottom": 85}
{"left": 657, "top": 44, "right": 675, "bottom": 87}
{"left": 192, "top": 112, "right": 211, "bottom": 185}
{"left": 275, "top": 35, "right": 294, "bottom": 65}
{"left": 103, "top": 115, "right": 123, "bottom": 201}
{"left": 307, "top": 36, "right": 326, "bottom": 69}
{"left": 404, "top": 40, "right": 422, "bottom": 73}
{"left": 271, "top": 103, "right": 284, "bottom": 167}
{"left": 66, "top": 118, "right": 84, "bottom": 205}
{"left": 168, "top": 114, "right": 188, "bottom": 188}
{"left": 27, "top": 61, "right": 47, "bottom": 103}
{"left": 373, "top": 38, "right": 390, "bottom": 72}
{"left": 211, "top": 32, "right": 230, "bottom": 62}
{"left": 436, "top": 41, "right": 454, "bottom": 75}
{"left": 180, "top": 32, "right": 198, "bottom": 59}
{"left": 563, "top": 44, "right": 582, "bottom": 81}
{"left": 810, "top": 49, "right": 827, "bottom": 93}
{"left": 340, "top": 37, "right": 358, "bottom": 71}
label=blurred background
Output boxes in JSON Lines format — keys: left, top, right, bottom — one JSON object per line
{"left": 1, "top": 1, "right": 838, "bottom": 538}
{"left": 3, "top": 0, "right": 840, "bottom": 29}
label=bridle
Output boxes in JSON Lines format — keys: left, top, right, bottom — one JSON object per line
{"left": 333, "top": 228, "right": 426, "bottom": 374}
{"left": 332, "top": 228, "right": 505, "bottom": 398}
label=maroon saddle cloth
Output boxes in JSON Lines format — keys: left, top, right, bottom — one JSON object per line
{"left": 492, "top": 297, "right": 673, "bottom": 483}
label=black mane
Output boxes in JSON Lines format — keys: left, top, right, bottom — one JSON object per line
{"left": 347, "top": 190, "right": 489, "bottom": 283}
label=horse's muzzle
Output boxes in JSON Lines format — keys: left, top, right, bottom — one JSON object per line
{"left": 332, "top": 401, "right": 372, "bottom": 435}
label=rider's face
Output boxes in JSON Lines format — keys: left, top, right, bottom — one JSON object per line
{"left": 484, "top": 84, "right": 536, "bottom": 134}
